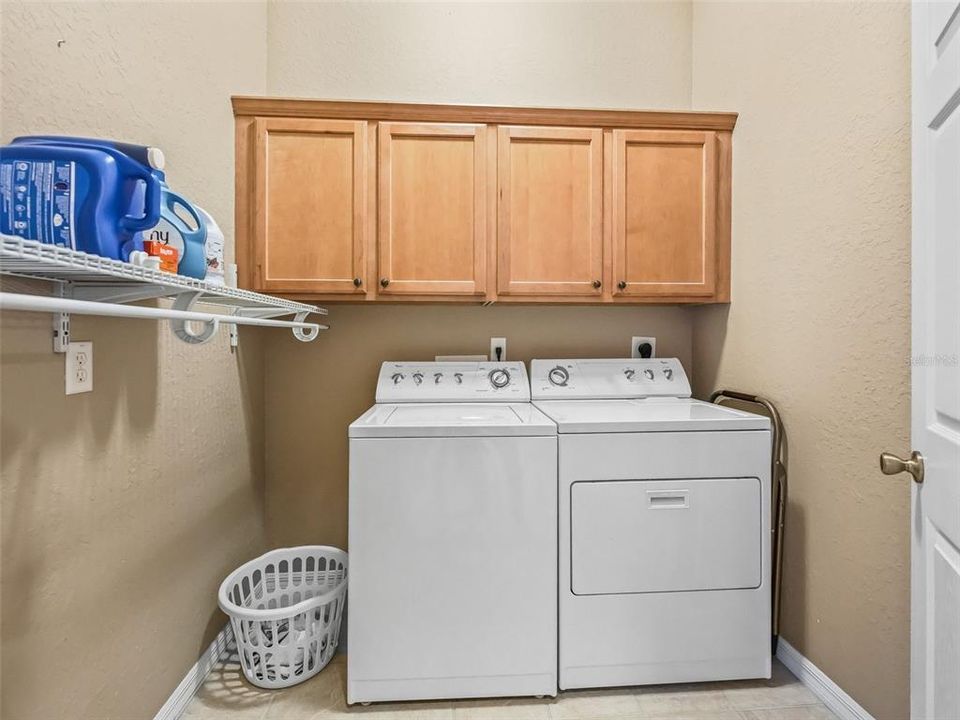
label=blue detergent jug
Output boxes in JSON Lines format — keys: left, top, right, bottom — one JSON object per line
{"left": 10, "top": 136, "right": 209, "bottom": 279}
{"left": 12, "top": 135, "right": 166, "bottom": 175}
{"left": 0, "top": 142, "right": 161, "bottom": 259}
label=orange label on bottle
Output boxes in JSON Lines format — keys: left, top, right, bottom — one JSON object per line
{"left": 144, "top": 240, "right": 179, "bottom": 273}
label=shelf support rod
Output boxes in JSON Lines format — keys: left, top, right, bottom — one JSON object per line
{"left": 0, "top": 292, "right": 328, "bottom": 342}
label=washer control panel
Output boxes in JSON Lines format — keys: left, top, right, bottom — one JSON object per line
{"left": 530, "top": 358, "right": 691, "bottom": 399}
{"left": 376, "top": 361, "right": 529, "bottom": 403}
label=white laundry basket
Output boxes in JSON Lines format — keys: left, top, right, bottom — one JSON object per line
{"left": 218, "top": 545, "right": 347, "bottom": 689}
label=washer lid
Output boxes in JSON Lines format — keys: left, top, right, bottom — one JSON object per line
{"left": 532, "top": 397, "right": 771, "bottom": 433}
{"left": 349, "top": 402, "right": 558, "bottom": 438}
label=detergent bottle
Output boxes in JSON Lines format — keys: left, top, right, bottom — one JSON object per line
{"left": 0, "top": 140, "right": 161, "bottom": 259}
{"left": 11, "top": 135, "right": 166, "bottom": 175}
{"left": 139, "top": 181, "right": 208, "bottom": 279}
{"left": 8, "top": 136, "right": 208, "bottom": 279}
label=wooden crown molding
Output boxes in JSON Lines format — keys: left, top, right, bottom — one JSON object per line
{"left": 231, "top": 96, "right": 738, "bottom": 132}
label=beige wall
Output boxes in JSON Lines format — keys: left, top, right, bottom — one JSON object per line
{"left": 261, "top": 1, "right": 696, "bottom": 550}
{"left": 0, "top": 3, "right": 268, "bottom": 718}
{"left": 691, "top": 3, "right": 911, "bottom": 718}
{"left": 267, "top": 1, "right": 693, "bottom": 108}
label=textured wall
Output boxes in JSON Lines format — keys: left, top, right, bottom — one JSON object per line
{"left": 690, "top": 3, "right": 911, "bottom": 717}
{"left": 267, "top": 1, "right": 692, "bottom": 108}
{"left": 0, "top": 3, "right": 268, "bottom": 718}
{"left": 262, "top": 1, "right": 696, "bottom": 550}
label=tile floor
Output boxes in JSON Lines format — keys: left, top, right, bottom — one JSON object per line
{"left": 183, "top": 652, "right": 838, "bottom": 720}
{"left": 183, "top": 655, "right": 836, "bottom": 720}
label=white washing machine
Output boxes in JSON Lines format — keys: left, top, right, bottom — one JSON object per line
{"left": 531, "top": 358, "right": 772, "bottom": 689}
{"left": 348, "top": 361, "right": 558, "bottom": 704}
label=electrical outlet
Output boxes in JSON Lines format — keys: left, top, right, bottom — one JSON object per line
{"left": 66, "top": 341, "right": 93, "bottom": 395}
{"left": 490, "top": 337, "right": 507, "bottom": 362}
{"left": 631, "top": 336, "right": 656, "bottom": 359}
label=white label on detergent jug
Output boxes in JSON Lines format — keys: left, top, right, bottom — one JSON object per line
{"left": 196, "top": 206, "right": 225, "bottom": 285}
{"left": 0, "top": 159, "right": 76, "bottom": 248}
{"left": 142, "top": 217, "right": 184, "bottom": 265}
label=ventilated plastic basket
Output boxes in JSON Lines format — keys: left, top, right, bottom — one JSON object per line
{"left": 218, "top": 545, "right": 347, "bottom": 689}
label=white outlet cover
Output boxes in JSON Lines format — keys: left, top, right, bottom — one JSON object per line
{"left": 66, "top": 341, "right": 93, "bottom": 395}
{"left": 490, "top": 337, "right": 507, "bottom": 361}
{"left": 631, "top": 336, "right": 656, "bottom": 359}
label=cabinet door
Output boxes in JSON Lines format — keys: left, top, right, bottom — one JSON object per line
{"left": 612, "top": 130, "right": 717, "bottom": 298}
{"left": 254, "top": 118, "right": 367, "bottom": 294}
{"left": 378, "top": 123, "right": 487, "bottom": 295}
{"left": 498, "top": 126, "right": 604, "bottom": 296}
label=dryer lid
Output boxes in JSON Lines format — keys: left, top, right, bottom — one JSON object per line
{"left": 532, "top": 397, "right": 771, "bottom": 433}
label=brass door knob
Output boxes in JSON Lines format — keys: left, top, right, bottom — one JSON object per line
{"left": 880, "top": 450, "right": 924, "bottom": 484}
{"left": 592, "top": 280, "right": 602, "bottom": 289}
{"left": 617, "top": 280, "right": 627, "bottom": 291}
{"left": 380, "top": 278, "right": 390, "bottom": 288}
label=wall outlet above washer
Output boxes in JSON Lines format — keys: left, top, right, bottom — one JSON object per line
{"left": 631, "top": 336, "right": 656, "bottom": 359}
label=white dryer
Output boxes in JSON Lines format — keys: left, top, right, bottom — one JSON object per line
{"left": 348, "top": 362, "right": 558, "bottom": 704}
{"left": 531, "top": 358, "right": 772, "bottom": 689}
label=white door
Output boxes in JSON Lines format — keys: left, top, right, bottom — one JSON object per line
{"left": 900, "top": 3, "right": 960, "bottom": 718}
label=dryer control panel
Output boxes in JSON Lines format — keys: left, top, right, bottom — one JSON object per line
{"left": 376, "top": 361, "right": 530, "bottom": 403}
{"left": 530, "top": 358, "right": 691, "bottom": 399}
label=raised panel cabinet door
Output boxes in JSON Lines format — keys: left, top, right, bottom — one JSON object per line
{"left": 378, "top": 123, "right": 487, "bottom": 295}
{"left": 498, "top": 126, "right": 604, "bottom": 296}
{"left": 254, "top": 118, "right": 367, "bottom": 294}
{"left": 612, "top": 130, "right": 718, "bottom": 298}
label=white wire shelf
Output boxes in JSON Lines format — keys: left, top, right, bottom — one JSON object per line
{"left": 0, "top": 235, "right": 328, "bottom": 347}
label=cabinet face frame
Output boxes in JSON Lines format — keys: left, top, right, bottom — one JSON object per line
{"left": 611, "top": 129, "right": 718, "bottom": 298}
{"left": 253, "top": 117, "right": 367, "bottom": 294}
{"left": 497, "top": 126, "right": 604, "bottom": 297}
{"left": 377, "top": 122, "right": 487, "bottom": 296}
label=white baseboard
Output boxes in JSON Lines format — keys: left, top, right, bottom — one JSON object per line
{"left": 154, "top": 623, "right": 234, "bottom": 720}
{"left": 776, "top": 638, "right": 876, "bottom": 720}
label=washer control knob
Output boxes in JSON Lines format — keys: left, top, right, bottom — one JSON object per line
{"left": 434, "top": 372, "right": 443, "bottom": 384}
{"left": 548, "top": 366, "right": 570, "bottom": 387}
{"left": 624, "top": 368, "right": 636, "bottom": 380}
{"left": 663, "top": 368, "right": 674, "bottom": 380}
{"left": 413, "top": 372, "right": 424, "bottom": 385}
{"left": 488, "top": 368, "right": 511, "bottom": 389}
{"left": 454, "top": 372, "right": 464, "bottom": 384}
{"left": 643, "top": 369, "right": 655, "bottom": 380}
{"left": 391, "top": 373, "right": 404, "bottom": 384}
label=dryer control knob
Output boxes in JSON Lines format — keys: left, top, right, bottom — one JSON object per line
{"left": 391, "top": 373, "right": 404, "bottom": 384}
{"left": 548, "top": 366, "right": 570, "bottom": 386}
{"left": 643, "top": 369, "right": 655, "bottom": 380}
{"left": 434, "top": 372, "right": 444, "bottom": 384}
{"left": 413, "top": 372, "right": 424, "bottom": 385}
{"left": 454, "top": 372, "right": 464, "bottom": 384}
{"left": 489, "top": 369, "right": 511, "bottom": 389}
{"left": 664, "top": 368, "right": 674, "bottom": 380}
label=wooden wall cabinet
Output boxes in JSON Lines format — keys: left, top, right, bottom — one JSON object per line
{"left": 497, "top": 126, "right": 603, "bottom": 297}
{"left": 234, "top": 98, "right": 735, "bottom": 304}
{"left": 612, "top": 130, "right": 718, "bottom": 299}
{"left": 252, "top": 118, "right": 367, "bottom": 294}
{"left": 378, "top": 123, "right": 487, "bottom": 295}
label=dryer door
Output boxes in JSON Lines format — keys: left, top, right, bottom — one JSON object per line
{"left": 570, "top": 477, "right": 762, "bottom": 595}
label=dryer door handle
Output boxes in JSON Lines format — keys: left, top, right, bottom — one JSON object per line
{"left": 647, "top": 490, "right": 689, "bottom": 509}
